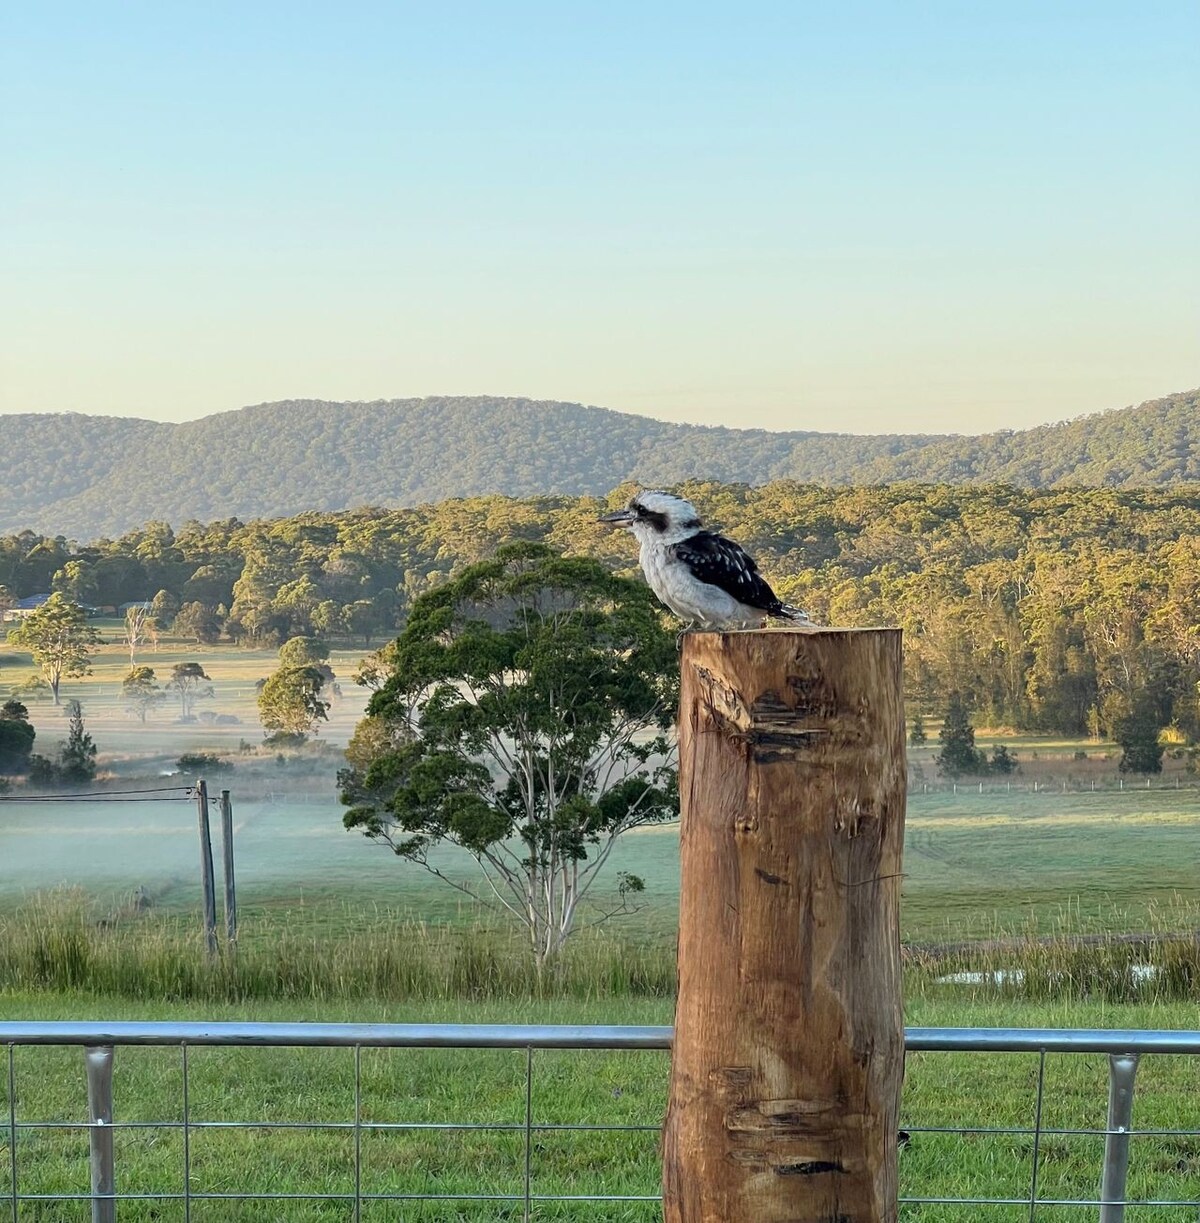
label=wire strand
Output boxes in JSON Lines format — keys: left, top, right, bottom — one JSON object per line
{"left": 0, "top": 796, "right": 195, "bottom": 803}
{"left": 0, "top": 785, "right": 194, "bottom": 802}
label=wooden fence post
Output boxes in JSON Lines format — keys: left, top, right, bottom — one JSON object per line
{"left": 195, "top": 779, "right": 218, "bottom": 957}
{"left": 219, "top": 789, "right": 238, "bottom": 950}
{"left": 663, "top": 628, "right": 906, "bottom": 1222}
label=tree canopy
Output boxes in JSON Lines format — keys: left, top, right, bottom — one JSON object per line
{"left": 122, "top": 666, "right": 163, "bottom": 723}
{"left": 0, "top": 700, "right": 35, "bottom": 776}
{"left": 3, "top": 481, "right": 1200, "bottom": 742}
{"left": 4, "top": 593, "right": 101, "bottom": 704}
{"left": 341, "top": 541, "right": 679, "bottom": 969}
{"left": 258, "top": 665, "right": 330, "bottom": 742}
{"left": 165, "top": 662, "right": 213, "bottom": 720}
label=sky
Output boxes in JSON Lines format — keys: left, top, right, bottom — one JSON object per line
{"left": 2, "top": 1, "right": 1197, "bottom": 435}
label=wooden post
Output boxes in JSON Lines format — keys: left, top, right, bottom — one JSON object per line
{"left": 195, "top": 779, "right": 218, "bottom": 957}
{"left": 663, "top": 629, "right": 906, "bottom": 1222}
{"left": 219, "top": 789, "right": 237, "bottom": 949}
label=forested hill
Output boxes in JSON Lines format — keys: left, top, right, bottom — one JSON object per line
{"left": 3, "top": 388, "right": 1197, "bottom": 538}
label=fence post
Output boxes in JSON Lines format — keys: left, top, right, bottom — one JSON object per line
{"left": 195, "top": 780, "right": 218, "bottom": 956}
{"left": 84, "top": 1045, "right": 115, "bottom": 1223}
{"left": 1099, "top": 1052, "right": 1139, "bottom": 1222}
{"left": 219, "top": 789, "right": 237, "bottom": 949}
{"left": 663, "top": 629, "right": 906, "bottom": 1222}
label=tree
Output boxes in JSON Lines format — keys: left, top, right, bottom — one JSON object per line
{"left": 278, "top": 636, "right": 330, "bottom": 668}
{"left": 59, "top": 699, "right": 97, "bottom": 784}
{"left": 122, "top": 666, "right": 164, "bottom": 723}
{"left": 173, "top": 601, "right": 221, "bottom": 644}
{"left": 122, "top": 604, "right": 154, "bottom": 667}
{"left": 149, "top": 589, "right": 180, "bottom": 627}
{"left": 343, "top": 599, "right": 383, "bottom": 644}
{"left": 52, "top": 560, "right": 98, "bottom": 605}
{"left": 0, "top": 699, "right": 35, "bottom": 775}
{"left": 5, "top": 593, "right": 102, "bottom": 704}
{"left": 935, "top": 691, "right": 987, "bottom": 777}
{"left": 341, "top": 542, "right": 679, "bottom": 972}
{"left": 1114, "top": 696, "right": 1166, "bottom": 775}
{"left": 165, "top": 662, "right": 213, "bottom": 720}
{"left": 258, "top": 665, "right": 331, "bottom": 741}
{"left": 988, "top": 744, "right": 1018, "bottom": 774}
{"left": 279, "top": 636, "right": 338, "bottom": 698}
{"left": 909, "top": 711, "right": 927, "bottom": 746}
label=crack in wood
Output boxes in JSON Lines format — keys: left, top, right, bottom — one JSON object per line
{"left": 694, "top": 667, "right": 834, "bottom": 762}
{"left": 775, "top": 1159, "right": 846, "bottom": 1176}
{"left": 726, "top": 1098, "right": 847, "bottom": 1135}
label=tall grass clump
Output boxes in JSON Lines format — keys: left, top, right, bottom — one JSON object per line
{"left": 906, "top": 897, "right": 1200, "bottom": 1003}
{"left": 0, "top": 890, "right": 676, "bottom": 1003}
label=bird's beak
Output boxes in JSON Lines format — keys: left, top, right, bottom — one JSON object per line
{"left": 597, "top": 509, "right": 636, "bottom": 528}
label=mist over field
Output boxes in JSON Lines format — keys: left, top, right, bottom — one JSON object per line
{"left": 1, "top": 639, "right": 366, "bottom": 907}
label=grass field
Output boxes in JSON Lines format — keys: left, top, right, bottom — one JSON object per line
{"left": 2, "top": 993, "right": 1199, "bottom": 1220}
{"left": 1, "top": 622, "right": 372, "bottom": 774}
{"left": 5, "top": 633, "right": 1200, "bottom": 1216}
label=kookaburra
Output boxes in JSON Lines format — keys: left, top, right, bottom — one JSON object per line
{"left": 598, "top": 491, "right": 815, "bottom": 631}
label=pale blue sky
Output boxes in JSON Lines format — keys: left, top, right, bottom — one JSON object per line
{"left": 2, "top": 1, "right": 1196, "bottom": 433}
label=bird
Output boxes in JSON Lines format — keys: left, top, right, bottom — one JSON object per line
{"left": 598, "top": 491, "right": 816, "bottom": 632}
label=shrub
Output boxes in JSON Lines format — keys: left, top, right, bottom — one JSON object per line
{"left": 176, "top": 752, "right": 234, "bottom": 774}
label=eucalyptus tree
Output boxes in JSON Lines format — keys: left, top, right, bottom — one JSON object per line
{"left": 258, "top": 665, "right": 330, "bottom": 741}
{"left": 341, "top": 542, "right": 678, "bottom": 972}
{"left": 122, "top": 666, "right": 164, "bottom": 723}
{"left": 165, "top": 662, "right": 214, "bottom": 720}
{"left": 5, "top": 593, "right": 101, "bottom": 705}
{"left": 123, "top": 602, "right": 154, "bottom": 666}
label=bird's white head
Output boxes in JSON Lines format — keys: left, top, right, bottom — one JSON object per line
{"left": 597, "top": 491, "right": 703, "bottom": 545}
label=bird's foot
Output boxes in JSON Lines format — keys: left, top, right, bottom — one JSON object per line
{"left": 675, "top": 622, "right": 698, "bottom": 651}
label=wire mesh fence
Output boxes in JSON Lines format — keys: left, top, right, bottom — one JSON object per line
{"left": 908, "top": 777, "right": 1200, "bottom": 796}
{"left": 2, "top": 1023, "right": 1200, "bottom": 1220}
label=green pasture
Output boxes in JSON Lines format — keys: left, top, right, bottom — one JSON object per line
{"left": 3, "top": 786, "right": 1200, "bottom": 946}
{"left": 2, "top": 993, "right": 1199, "bottom": 1221}
{"left": 5, "top": 638, "right": 1200, "bottom": 1215}
{"left": 6, "top": 630, "right": 1200, "bottom": 950}
{"left": 2, "top": 627, "right": 372, "bottom": 770}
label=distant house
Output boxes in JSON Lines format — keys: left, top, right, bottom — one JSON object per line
{"left": 2, "top": 593, "right": 52, "bottom": 623}
{"left": 119, "top": 601, "right": 154, "bottom": 613}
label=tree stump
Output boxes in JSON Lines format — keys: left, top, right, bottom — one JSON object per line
{"left": 663, "top": 628, "right": 906, "bottom": 1222}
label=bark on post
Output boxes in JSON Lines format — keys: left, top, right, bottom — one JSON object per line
{"left": 663, "top": 628, "right": 906, "bottom": 1223}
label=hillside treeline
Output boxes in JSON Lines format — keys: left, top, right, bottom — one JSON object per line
{"left": 2, "top": 481, "right": 1199, "bottom": 739}
{"left": 2, "top": 389, "right": 1198, "bottom": 537}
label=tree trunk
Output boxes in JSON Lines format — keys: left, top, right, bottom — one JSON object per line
{"left": 663, "top": 628, "right": 906, "bottom": 1222}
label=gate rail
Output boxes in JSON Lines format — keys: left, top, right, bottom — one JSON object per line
{"left": 4, "top": 1022, "right": 1200, "bottom": 1220}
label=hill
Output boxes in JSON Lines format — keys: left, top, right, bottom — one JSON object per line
{"left": 2, "top": 389, "right": 1197, "bottom": 538}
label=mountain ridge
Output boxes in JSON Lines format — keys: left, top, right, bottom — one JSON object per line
{"left": 3, "top": 389, "right": 1197, "bottom": 539}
